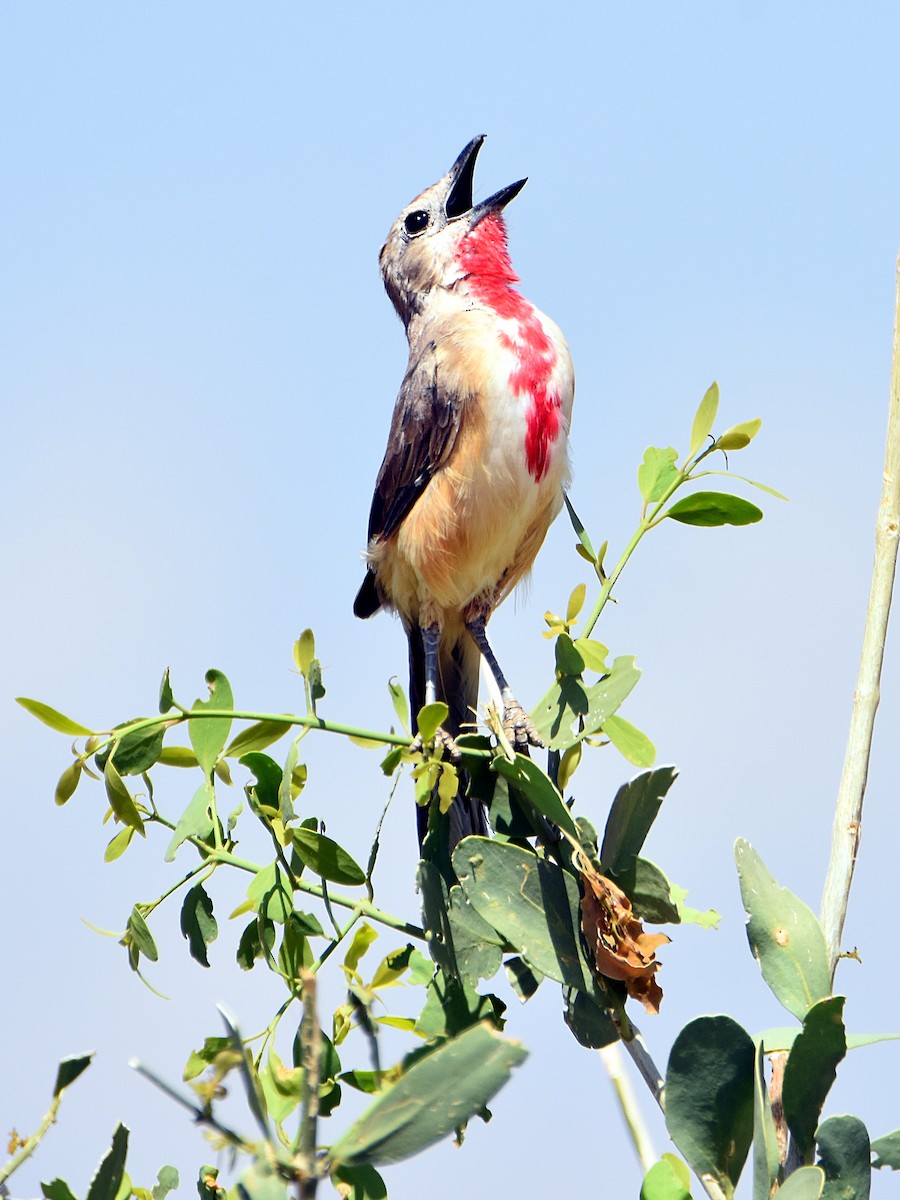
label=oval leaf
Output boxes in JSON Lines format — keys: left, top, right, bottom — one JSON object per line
{"left": 715, "top": 418, "right": 762, "bottom": 451}
{"left": 783, "top": 996, "right": 846, "bottom": 1160}
{"left": 665, "top": 492, "right": 763, "bottom": 527}
{"left": 601, "top": 714, "right": 656, "bottom": 767}
{"left": 189, "top": 670, "right": 234, "bottom": 779}
{"left": 689, "top": 382, "right": 719, "bottom": 457}
{"left": 55, "top": 761, "right": 83, "bottom": 807}
{"left": 104, "top": 759, "right": 146, "bottom": 836}
{"left": 17, "top": 697, "right": 93, "bottom": 737}
{"left": 292, "top": 828, "right": 366, "bottom": 886}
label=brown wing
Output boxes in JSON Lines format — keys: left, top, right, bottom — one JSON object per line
{"left": 354, "top": 339, "right": 464, "bottom": 619}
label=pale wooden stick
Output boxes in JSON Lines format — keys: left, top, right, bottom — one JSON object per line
{"left": 820, "top": 256, "right": 900, "bottom": 980}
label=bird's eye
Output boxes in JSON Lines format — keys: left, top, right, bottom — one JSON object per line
{"left": 404, "top": 210, "right": 429, "bottom": 236}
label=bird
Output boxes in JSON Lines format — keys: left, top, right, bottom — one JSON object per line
{"left": 354, "top": 135, "right": 575, "bottom": 851}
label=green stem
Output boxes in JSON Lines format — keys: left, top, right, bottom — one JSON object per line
{"left": 311, "top": 907, "right": 364, "bottom": 973}
{"left": 0, "top": 1092, "right": 66, "bottom": 1186}
{"left": 142, "top": 861, "right": 216, "bottom": 916}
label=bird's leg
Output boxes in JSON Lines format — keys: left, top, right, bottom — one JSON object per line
{"left": 413, "top": 621, "right": 460, "bottom": 763}
{"left": 465, "top": 612, "right": 543, "bottom": 750}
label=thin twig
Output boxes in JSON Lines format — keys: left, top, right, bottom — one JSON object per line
{"left": 599, "top": 1043, "right": 656, "bottom": 1171}
{"left": 820, "top": 257, "right": 900, "bottom": 981}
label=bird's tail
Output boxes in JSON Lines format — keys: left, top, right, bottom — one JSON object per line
{"left": 408, "top": 622, "right": 489, "bottom": 851}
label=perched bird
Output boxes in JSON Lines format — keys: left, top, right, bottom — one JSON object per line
{"left": 354, "top": 136, "right": 574, "bottom": 849}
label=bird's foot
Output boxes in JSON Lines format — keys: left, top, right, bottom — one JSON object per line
{"left": 502, "top": 698, "right": 544, "bottom": 751}
{"left": 410, "top": 728, "right": 462, "bottom": 765}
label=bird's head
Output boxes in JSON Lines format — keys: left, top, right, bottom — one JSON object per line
{"left": 379, "top": 136, "right": 526, "bottom": 325}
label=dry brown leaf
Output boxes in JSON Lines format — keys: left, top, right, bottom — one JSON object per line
{"left": 578, "top": 859, "right": 669, "bottom": 1014}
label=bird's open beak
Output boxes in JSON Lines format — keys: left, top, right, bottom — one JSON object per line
{"left": 445, "top": 135, "right": 527, "bottom": 226}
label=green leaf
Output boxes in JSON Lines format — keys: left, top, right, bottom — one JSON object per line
{"left": 151, "top": 1167, "right": 179, "bottom": 1200}
{"left": 505, "top": 955, "right": 543, "bottom": 1002}
{"left": 816, "top": 1115, "right": 870, "bottom": 1199}
{"left": 640, "top": 1155, "right": 692, "bottom": 1200}
{"left": 601, "top": 714, "right": 656, "bottom": 766}
{"left": 42, "top": 1181, "right": 79, "bottom": 1200}
{"left": 330, "top": 1164, "right": 389, "bottom": 1200}
{"left": 665, "top": 1015, "right": 755, "bottom": 1198}
{"left": 752, "top": 1040, "right": 780, "bottom": 1200}
{"left": 97, "top": 724, "right": 165, "bottom": 776}
{"left": 671, "top": 884, "right": 721, "bottom": 929}
{"left": 103, "top": 759, "right": 145, "bottom": 836}
{"left": 566, "top": 583, "right": 586, "bottom": 623}
{"left": 783, "top": 997, "right": 847, "bottom": 1161}
{"left": 690, "top": 381, "right": 719, "bottom": 457}
{"left": 715, "top": 418, "right": 762, "bottom": 451}
{"left": 293, "top": 629, "right": 315, "bottom": 676}
{"left": 292, "top": 828, "right": 366, "bottom": 886}
{"left": 453, "top": 838, "right": 601, "bottom": 999}
{"left": 183, "top": 1036, "right": 232, "bottom": 1081}
{"left": 530, "top": 655, "right": 641, "bottom": 750}
{"left": 329, "top": 1022, "right": 526, "bottom": 1167}
{"left": 246, "top": 864, "right": 293, "bottom": 924}
{"left": 231, "top": 1157, "right": 289, "bottom": 1200}
{"left": 616, "top": 857, "right": 681, "bottom": 925}
{"left": 181, "top": 884, "right": 218, "bottom": 967}
{"left": 735, "top": 840, "right": 831, "bottom": 1020}
{"left": 189, "top": 669, "right": 234, "bottom": 779}
{"left": 85, "top": 1123, "right": 129, "bottom": 1200}
{"left": 638, "top": 446, "right": 680, "bottom": 503}
{"left": 555, "top": 632, "right": 585, "bottom": 676}
{"left": 665, "top": 491, "right": 763, "bottom": 527}
{"left": 164, "top": 784, "right": 214, "bottom": 862}
{"left": 572, "top": 637, "right": 609, "bottom": 673}
{"left": 562, "top": 989, "right": 619, "bottom": 1049}
{"left": 491, "top": 753, "right": 579, "bottom": 839}
{"left": 601, "top": 767, "right": 678, "bottom": 874}
{"left": 225, "top": 720, "right": 292, "bottom": 757}
{"left": 157, "top": 746, "right": 199, "bottom": 768}
{"left": 564, "top": 493, "right": 597, "bottom": 561}
{"left": 53, "top": 1053, "right": 94, "bottom": 1097}
{"left": 124, "top": 907, "right": 158, "bottom": 964}
{"left": 871, "top": 1130, "right": 900, "bottom": 1170}
{"left": 158, "top": 669, "right": 174, "bottom": 713}
{"left": 17, "top": 697, "right": 94, "bottom": 736}
{"left": 415, "top": 702, "right": 449, "bottom": 741}
{"left": 776, "top": 1167, "right": 826, "bottom": 1199}
{"left": 55, "top": 761, "right": 83, "bottom": 807}
{"left": 387, "top": 678, "right": 410, "bottom": 734}
{"left": 104, "top": 826, "right": 135, "bottom": 863}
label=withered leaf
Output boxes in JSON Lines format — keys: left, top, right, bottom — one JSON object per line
{"left": 579, "top": 859, "right": 669, "bottom": 1014}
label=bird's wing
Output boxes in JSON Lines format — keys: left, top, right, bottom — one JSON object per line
{"left": 365, "top": 338, "right": 464, "bottom": 543}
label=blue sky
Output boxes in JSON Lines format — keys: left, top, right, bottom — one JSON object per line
{"left": 4, "top": 5, "right": 900, "bottom": 1198}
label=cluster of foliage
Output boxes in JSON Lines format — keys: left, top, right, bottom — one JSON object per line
{"left": 6, "top": 386, "right": 899, "bottom": 1200}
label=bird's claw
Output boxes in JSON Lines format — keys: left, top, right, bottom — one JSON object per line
{"left": 502, "top": 700, "right": 544, "bottom": 751}
{"left": 410, "top": 728, "right": 462, "bottom": 764}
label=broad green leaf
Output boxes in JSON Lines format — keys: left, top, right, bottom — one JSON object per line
{"left": 555, "top": 632, "right": 585, "bottom": 676}
{"left": 104, "top": 826, "right": 135, "bottom": 862}
{"left": 230, "top": 1157, "right": 289, "bottom": 1200}
{"left": 55, "top": 761, "right": 82, "bottom": 806}
{"left": 715, "top": 418, "right": 762, "bottom": 451}
{"left": 96, "top": 724, "right": 164, "bottom": 776}
{"left": 240, "top": 752, "right": 282, "bottom": 814}
{"left": 413, "top": 971, "right": 504, "bottom": 1042}
{"left": 181, "top": 884, "right": 218, "bottom": 967}
{"left": 415, "top": 702, "right": 449, "bottom": 741}
{"left": 453, "top": 838, "right": 600, "bottom": 999}
{"left": 225, "top": 721, "right": 292, "bottom": 757}
{"left": 329, "top": 1164, "right": 388, "bottom": 1200}
{"left": 601, "top": 714, "right": 656, "bottom": 766}
{"left": 329, "top": 1022, "right": 526, "bottom": 1167}
{"left": 601, "top": 767, "right": 678, "bottom": 874}
{"left": 85, "top": 1124, "right": 129, "bottom": 1200}
{"left": 640, "top": 1155, "right": 692, "bottom": 1200}
{"left": 690, "top": 381, "right": 719, "bottom": 457}
{"left": 572, "top": 637, "right": 609, "bottom": 673}
{"left": 776, "top": 1167, "right": 825, "bottom": 1199}
{"left": 871, "top": 1130, "right": 900, "bottom": 1170}
{"left": 446, "top": 884, "right": 505, "bottom": 986}
{"left": 735, "top": 840, "right": 831, "bottom": 1020}
{"left": 42, "top": 1182, "right": 79, "bottom": 1200}
{"left": 103, "top": 760, "right": 145, "bottom": 836}
{"left": 615, "top": 857, "right": 681, "bottom": 925}
{"left": 665, "top": 491, "right": 763, "bottom": 527}
{"left": 293, "top": 828, "right": 366, "bottom": 886}
{"left": 491, "top": 753, "right": 579, "bottom": 839}
{"left": 164, "top": 784, "right": 214, "bottom": 862}
{"left": 246, "top": 864, "right": 293, "bottom": 924}
{"left": 189, "top": 669, "right": 234, "bottom": 779}
{"left": 638, "top": 446, "right": 680, "bottom": 503}
{"left": 17, "top": 697, "right": 94, "bottom": 736}
{"left": 783, "top": 996, "right": 846, "bottom": 1161}
{"left": 151, "top": 1167, "right": 179, "bottom": 1200}
{"left": 816, "top": 1115, "right": 870, "bottom": 1199}
{"left": 665, "top": 1015, "right": 755, "bottom": 1198}
{"left": 562, "top": 989, "right": 619, "bottom": 1049}
{"left": 531, "top": 655, "right": 641, "bottom": 750}
{"left": 752, "top": 1041, "right": 780, "bottom": 1200}
{"left": 54, "top": 1053, "right": 94, "bottom": 1097}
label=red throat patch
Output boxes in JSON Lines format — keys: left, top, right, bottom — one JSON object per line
{"left": 458, "top": 214, "right": 562, "bottom": 482}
